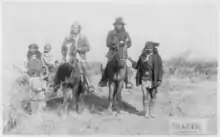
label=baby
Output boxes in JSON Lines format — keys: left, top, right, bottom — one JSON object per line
{"left": 42, "top": 44, "right": 54, "bottom": 74}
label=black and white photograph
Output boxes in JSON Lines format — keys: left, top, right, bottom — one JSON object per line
{"left": 1, "top": 0, "right": 218, "bottom": 135}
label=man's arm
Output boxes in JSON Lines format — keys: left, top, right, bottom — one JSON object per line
{"left": 125, "top": 32, "right": 132, "bottom": 48}
{"left": 158, "top": 55, "right": 163, "bottom": 82}
{"left": 61, "top": 37, "right": 68, "bottom": 60}
{"left": 128, "top": 57, "right": 138, "bottom": 69}
{"left": 106, "top": 31, "right": 114, "bottom": 48}
{"left": 148, "top": 54, "right": 153, "bottom": 70}
{"left": 77, "top": 35, "right": 90, "bottom": 53}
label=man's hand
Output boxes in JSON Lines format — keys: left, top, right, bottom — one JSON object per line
{"left": 127, "top": 56, "right": 132, "bottom": 62}
{"left": 120, "top": 41, "right": 124, "bottom": 44}
{"left": 111, "top": 45, "right": 117, "bottom": 49}
{"left": 76, "top": 47, "right": 81, "bottom": 52}
{"left": 157, "top": 81, "right": 162, "bottom": 87}
{"left": 62, "top": 58, "right": 66, "bottom": 63}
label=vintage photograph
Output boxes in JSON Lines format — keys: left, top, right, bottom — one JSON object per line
{"left": 2, "top": 0, "right": 218, "bottom": 135}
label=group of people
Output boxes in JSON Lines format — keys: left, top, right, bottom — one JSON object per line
{"left": 25, "top": 17, "right": 163, "bottom": 106}
{"left": 26, "top": 43, "right": 56, "bottom": 77}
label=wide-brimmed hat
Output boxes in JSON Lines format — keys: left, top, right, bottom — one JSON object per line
{"left": 113, "top": 17, "right": 125, "bottom": 25}
{"left": 144, "top": 41, "right": 160, "bottom": 50}
{"left": 153, "top": 42, "right": 160, "bottom": 47}
{"left": 144, "top": 41, "right": 154, "bottom": 50}
{"left": 28, "top": 44, "right": 38, "bottom": 49}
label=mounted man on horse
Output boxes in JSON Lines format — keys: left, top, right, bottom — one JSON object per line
{"left": 98, "top": 17, "right": 133, "bottom": 112}
{"left": 59, "top": 21, "right": 95, "bottom": 93}
{"left": 52, "top": 21, "right": 96, "bottom": 114}
{"left": 99, "top": 17, "right": 133, "bottom": 89}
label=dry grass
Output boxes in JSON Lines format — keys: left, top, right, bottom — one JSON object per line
{"left": 2, "top": 55, "right": 217, "bottom": 134}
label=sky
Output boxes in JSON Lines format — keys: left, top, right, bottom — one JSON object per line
{"left": 2, "top": 1, "right": 218, "bottom": 66}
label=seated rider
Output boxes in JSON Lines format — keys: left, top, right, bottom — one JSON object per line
{"left": 26, "top": 44, "right": 44, "bottom": 77}
{"left": 98, "top": 17, "right": 133, "bottom": 89}
{"left": 61, "top": 21, "right": 95, "bottom": 93}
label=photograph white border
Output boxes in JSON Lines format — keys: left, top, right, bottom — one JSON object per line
{"left": 0, "top": 0, "right": 218, "bottom": 137}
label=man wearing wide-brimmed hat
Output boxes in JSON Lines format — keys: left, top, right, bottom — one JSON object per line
{"left": 98, "top": 17, "right": 133, "bottom": 89}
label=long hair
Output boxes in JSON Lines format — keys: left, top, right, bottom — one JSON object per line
{"left": 153, "top": 47, "right": 159, "bottom": 55}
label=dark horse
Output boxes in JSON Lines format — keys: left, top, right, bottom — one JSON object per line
{"left": 104, "top": 45, "right": 127, "bottom": 112}
{"left": 52, "top": 47, "right": 85, "bottom": 114}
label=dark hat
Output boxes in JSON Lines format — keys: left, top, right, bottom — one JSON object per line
{"left": 144, "top": 41, "right": 160, "bottom": 50}
{"left": 144, "top": 41, "right": 154, "bottom": 50}
{"left": 153, "top": 42, "right": 160, "bottom": 47}
{"left": 113, "top": 17, "right": 125, "bottom": 25}
{"left": 28, "top": 44, "right": 39, "bottom": 49}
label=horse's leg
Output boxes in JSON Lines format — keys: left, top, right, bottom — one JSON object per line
{"left": 108, "top": 87, "right": 111, "bottom": 101}
{"left": 112, "top": 82, "right": 118, "bottom": 110}
{"left": 115, "top": 80, "right": 124, "bottom": 113}
{"left": 107, "top": 82, "right": 114, "bottom": 112}
{"left": 60, "top": 93, "right": 69, "bottom": 117}
{"left": 141, "top": 83, "right": 149, "bottom": 118}
{"left": 75, "top": 94, "right": 80, "bottom": 113}
{"left": 72, "top": 85, "right": 81, "bottom": 114}
{"left": 78, "top": 82, "right": 85, "bottom": 113}
{"left": 116, "top": 80, "right": 124, "bottom": 102}
{"left": 107, "top": 81, "right": 112, "bottom": 101}
{"left": 115, "top": 67, "right": 125, "bottom": 102}
{"left": 79, "top": 92, "right": 84, "bottom": 111}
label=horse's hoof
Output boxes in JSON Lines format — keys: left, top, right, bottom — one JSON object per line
{"left": 150, "top": 113, "right": 157, "bottom": 118}
{"left": 106, "top": 108, "right": 112, "bottom": 114}
{"left": 144, "top": 112, "right": 150, "bottom": 118}
{"left": 112, "top": 106, "right": 119, "bottom": 112}
{"left": 72, "top": 113, "right": 78, "bottom": 119}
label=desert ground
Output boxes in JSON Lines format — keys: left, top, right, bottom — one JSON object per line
{"left": 2, "top": 61, "right": 217, "bottom": 135}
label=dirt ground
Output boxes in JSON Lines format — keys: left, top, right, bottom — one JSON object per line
{"left": 2, "top": 68, "right": 217, "bottom": 135}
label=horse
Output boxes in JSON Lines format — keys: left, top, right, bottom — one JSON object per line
{"left": 105, "top": 45, "right": 128, "bottom": 113}
{"left": 52, "top": 46, "right": 85, "bottom": 114}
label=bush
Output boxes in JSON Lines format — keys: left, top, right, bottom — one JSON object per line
{"left": 164, "top": 54, "right": 217, "bottom": 79}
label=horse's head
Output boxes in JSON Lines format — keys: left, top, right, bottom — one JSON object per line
{"left": 111, "top": 46, "right": 126, "bottom": 70}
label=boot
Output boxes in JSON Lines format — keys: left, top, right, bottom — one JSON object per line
{"left": 98, "top": 64, "right": 108, "bottom": 87}
{"left": 80, "top": 62, "right": 95, "bottom": 93}
{"left": 85, "top": 75, "right": 95, "bottom": 93}
{"left": 125, "top": 67, "right": 133, "bottom": 89}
